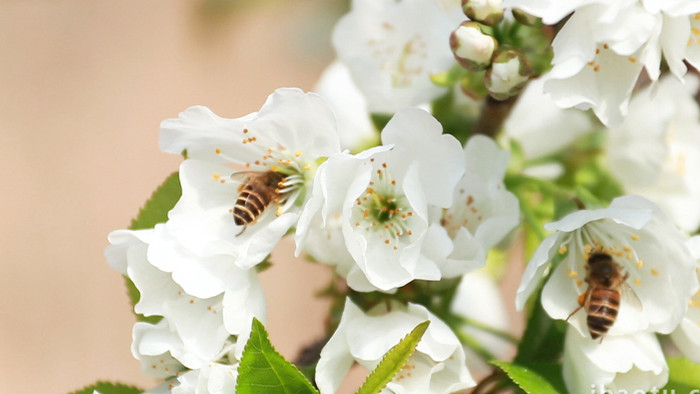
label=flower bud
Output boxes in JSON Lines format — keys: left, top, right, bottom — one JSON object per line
{"left": 484, "top": 47, "right": 531, "bottom": 100}
{"left": 450, "top": 21, "right": 497, "bottom": 71}
{"left": 462, "top": 0, "right": 504, "bottom": 26}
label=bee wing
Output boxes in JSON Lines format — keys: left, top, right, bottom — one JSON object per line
{"left": 621, "top": 280, "right": 643, "bottom": 311}
{"left": 230, "top": 171, "right": 254, "bottom": 182}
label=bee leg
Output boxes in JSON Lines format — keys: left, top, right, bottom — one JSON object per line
{"left": 565, "top": 305, "right": 583, "bottom": 322}
{"left": 565, "top": 293, "right": 586, "bottom": 321}
{"left": 236, "top": 224, "right": 247, "bottom": 237}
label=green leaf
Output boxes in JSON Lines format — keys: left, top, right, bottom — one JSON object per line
{"left": 491, "top": 361, "right": 561, "bottom": 394}
{"left": 125, "top": 171, "right": 182, "bottom": 323}
{"left": 662, "top": 357, "right": 700, "bottom": 392}
{"left": 356, "top": 320, "right": 430, "bottom": 394}
{"left": 68, "top": 381, "right": 143, "bottom": 394}
{"left": 523, "top": 362, "right": 567, "bottom": 394}
{"left": 236, "top": 318, "right": 318, "bottom": 394}
{"left": 129, "top": 171, "right": 182, "bottom": 230}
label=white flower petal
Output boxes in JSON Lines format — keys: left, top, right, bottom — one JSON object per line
{"left": 317, "top": 299, "right": 474, "bottom": 394}
{"left": 515, "top": 233, "right": 560, "bottom": 310}
{"left": 563, "top": 328, "right": 668, "bottom": 394}
{"left": 332, "top": 0, "right": 455, "bottom": 113}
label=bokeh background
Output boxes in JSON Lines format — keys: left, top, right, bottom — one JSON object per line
{"left": 0, "top": 1, "right": 348, "bottom": 392}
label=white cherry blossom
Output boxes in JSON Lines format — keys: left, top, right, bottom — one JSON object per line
{"left": 503, "top": 0, "right": 700, "bottom": 126}
{"left": 171, "top": 363, "right": 239, "bottom": 394}
{"left": 314, "top": 60, "right": 378, "bottom": 153}
{"left": 516, "top": 195, "right": 698, "bottom": 338}
{"left": 315, "top": 298, "right": 475, "bottom": 394}
{"left": 562, "top": 327, "right": 668, "bottom": 394}
{"left": 159, "top": 88, "right": 340, "bottom": 269}
{"left": 671, "top": 235, "right": 700, "bottom": 363}
{"left": 296, "top": 108, "right": 465, "bottom": 292}
{"left": 146, "top": 223, "right": 266, "bottom": 338}
{"left": 332, "top": 0, "right": 456, "bottom": 113}
{"left": 105, "top": 229, "right": 232, "bottom": 370}
{"left": 607, "top": 74, "right": 700, "bottom": 232}
{"left": 131, "top": 321, "right": 186, "bottom": 379}
{"left": 438, "top": 135, "right": 519, "bottom": 277}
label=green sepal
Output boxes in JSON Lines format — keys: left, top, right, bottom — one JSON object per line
{"left": 236, "top": 318, "right": 318, "bottom": 394}
{"left": 491, "top": 361, "right": 561, "bottom": 394}
{"left": 356, "top": 320, "right": 430, "bottom": 394}
{"left": 67, "top": 381, "right": 143, "bottom": 394}
{"left": 661, "top": 357, "right": 700, "bottom": 392}
{"left": 430, "top": 64, "right": 467, "bottom": 87}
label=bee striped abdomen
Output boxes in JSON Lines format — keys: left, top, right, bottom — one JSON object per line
{"left": 232, "top": 171, "right": 287, "bottom": 236}
{"left": 586, "top": 288, "right": 620, "bottom": 339}
{"left": 234, "top": 185, "right": 269, "bottom": 226}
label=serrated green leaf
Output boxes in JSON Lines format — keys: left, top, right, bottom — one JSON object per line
{"left": 491, "top": 361, "right": 561, "bottom": 394}
{"left": 661, "top": 357, "right": 700, "bottom": 392}
{"left": 236, "top": 318, "right": 318, "bottom": 394}
{"left": 129, "top": 171, "right": 181, "bottom": 230}
{"left": 68, "top": 381, "right": 143, "bottom": 394}
{"left": 356, "top": 320, "right": 430, "bottom": 394}
{"left": 523, "top": 362, "right": 567, "bottom": 394}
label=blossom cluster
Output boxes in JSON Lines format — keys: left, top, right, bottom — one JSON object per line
{"left": 106, "top": 83, "right": 519, "bottom": 392}
{"left": 517, "top": 196, "right": 699, "bottom": 393}
{"left": 100, "top": 0, "right": 700, "bottom": 393}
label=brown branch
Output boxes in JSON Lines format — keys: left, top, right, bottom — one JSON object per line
{"left": 471, "top": 94, "right": 521, "bottom": 139}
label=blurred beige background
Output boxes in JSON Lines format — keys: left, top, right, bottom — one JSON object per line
{"left": 0, "top": 1, "right": 346, "bottom": 392}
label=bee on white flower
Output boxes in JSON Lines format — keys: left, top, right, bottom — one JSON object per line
{"left": 159, "top": 88, "right": 341, "bottom": 269}
{"left": 516, "top": 195, "right": 698, "bottom": 338}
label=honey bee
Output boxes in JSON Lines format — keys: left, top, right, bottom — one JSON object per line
{"left": 566, "top": 252, "right": 641, "bottom": 341}
{"left": 231, "top": 171, "right": 287, "bottom": 236}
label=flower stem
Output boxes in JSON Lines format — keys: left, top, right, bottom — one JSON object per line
{"left": 471, "top": 94, "right": 521, "bottom": 139}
